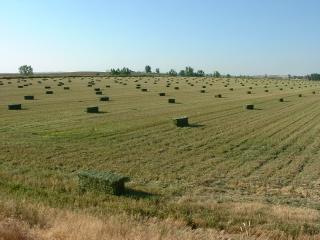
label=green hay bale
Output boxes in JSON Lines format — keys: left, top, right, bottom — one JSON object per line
{"left": 86, "top": 106, "right": 99, "bottom": 113}
{"left": 279, "top": 98, "right": 284, "bottom": 102}
{"left": 46, "top": 91, "right": 54, "bottom": 94}
{"left": 24, "top": 95, "right": 34, "bottom": 100}
{"left": 95, "top": 91, "right": 103, "bottom": 95}
{"left": 100, "top": 96, "right": 110, "bottom": 101}
{"left": 45, "top": 86, "right": 51, "bottom": 89}
{"left": 78, "top": 170, "right": 130, "bottom": 195}
{"left": 141, "top": 88, "right": 148, "bottom": 92}
{"left": 173, "top": 116, "right": 189, "bottom": 127}
{"left": 299, "top": 94, "right": 302, "bottom": 97}
{"left": 94, "top": 88, "right": 101, "bottom": 91}
{"left": 229, "top": 88, "right": 234, "bottom": 91}
{"left": 168, "top": 98, "right": 175, "bottom": 103}
{"left": 18, "top": 86, "right": 23, "bottom": 88}
{"left": 214, "top": 94, "right": 222, "bottom": 98}
{"left": 106, "top": 85, "right": 111, "bottom": 88}
{"left": 64, "top": 87, "right": 70, "bottom": 90}
{"left": 244, "top": 104, "right": 254, "bottom": 110}
{"left": 159, "top": 92, "right": 166, "bottom": 96}
{"left": 312, "top": 91, "right": 316, "bottom": 94}
{"left": 8, "top": 104, "right": 22, "bottom": 110}
{"left": 265, "top": 89, "right": 269, "bottom": 92}
{"left": 247, "top": 91, "right": 252, "bottom": 94}
{"left": 200, "top": 90, "right": 206, "bottom": 93}
{"left": 174, "top": 87, "right": 179, "bottom": 90}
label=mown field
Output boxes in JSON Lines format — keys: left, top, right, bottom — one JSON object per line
{"left": 1, "top": 76, "right": 320, "bottom": 239}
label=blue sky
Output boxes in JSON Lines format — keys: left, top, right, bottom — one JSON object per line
{"left": 0, "top": 0, "right": 320, "bottom": 75}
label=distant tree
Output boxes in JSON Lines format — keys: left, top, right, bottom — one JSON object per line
{"left": 195, "top": 70, "right": 205, "bottom": 77}
{"left": 308, "top": 73, "right": 320, "bottom": 81}
{"left": 179, "top": 70, "right": 186, "bottom": 76}
{"left": 226, "top": 74, "right": 231, "bottom": 78}
{"left": 145, "top": 65, "right": 152, "bottom": 73}
{"left": 213, "top": 71, "right": 221, "bottom": 78}
{"left": 185, "top": 66, "right": 194, "bottom": 76}
{"left": 168, "top": 69, "right": 177, "bottom": 76}
{"left": 110, "top": 67, "right": 132, "bottom": 76}
{"left": 19, "top": 65, "right": 33, "bottom": 76}
{"left": 155, "top": 68, "right": 160, "bottom": 74}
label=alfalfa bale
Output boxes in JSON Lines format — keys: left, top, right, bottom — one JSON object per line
{"left": 200, "top": 90, "right": 206, "bottom": 93}
{"left": 64, "top": 87, "right": 70, "bottom": 90}
{"left": 45, "top": 86, "right": 51, "bottom": 89}
{"left": 18, "top": 86, "right": 23, "bottom": 88}
{"left": 173, "top": 116, "right": 189, "bottom": 127}
{"left": 247, "top": 91, "right": 252, "bottom": 94}
{"left": 8, "top": 104, "right": 22, "bottom": 110}
{"left": 214, "top": 94, "right": 222, "bottom": 98}
{"left": 159, "top": 92, "right": 166, "bottom": 96}
{"left": 24, "top": 95, "right": 34, "bottom": 100}
{"left": 244, "top": 104, "right": 254, "bottom": 110}
{"left": 168, "top": 98, "right": 175, "bottom": 103}
{"left": 100, "top": 96, "right": 110, "bottom": 101}
{"left": 78, "top": 170, "right": 130, "bottom": 195}
{"left": 86, "top": 106, "right": 99, "bottom": 113}
{"left": 174, "top": 87, "right": 179, "bottom": 90}
{"left": 298, "top": 94, "right": 302, "bottom": 97}
{"left": 95, "top": 91, "right": 103, "bottom": 95}
{"left": 141, "top": 88, "right": 148, "bottom": 92}
{"left": 279, "top": 98, "right": 284, "bottom": 102}
{"left": 46, "top": 91, "right": 54, "bottom": 94}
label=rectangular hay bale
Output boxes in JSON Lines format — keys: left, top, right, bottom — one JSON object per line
{"left": 78, "top": 170, "right": 130, "bottom": 195}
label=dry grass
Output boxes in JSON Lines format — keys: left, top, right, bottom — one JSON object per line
{"left": 0, "top": 201, "right": 230, "bottom": 240}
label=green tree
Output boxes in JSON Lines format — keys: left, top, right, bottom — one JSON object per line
{"left": 19, "top": 65, "right": 33, "bottom": 76}
{"left": 145, "top": 65, "right": 151, "bottom": 73}
{"left": 155, "top": 68, "right": 160, "bottom": 74}
{"left": 168, "top": 69, "right": 177, "bottom": 76}
{"left": 308, "top": 73, "right": 320, "bottom": 80}
{"left": 179, "top": 70, "right": 186, "bottom": 76}
{"left": 196, "top": 70, "right": 205, "bottom": 77}
{"left": 213, "top": 71, "right": 221, "bottom": 78}
{"left": 185, "top": 66, "right": 194, "bottom": 76}
{"left": 110, "top": 67, "right": 132, "bottom": 76}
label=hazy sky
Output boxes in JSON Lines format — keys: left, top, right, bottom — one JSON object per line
{"left": 1, "top": 0, "right": 320, "bottom": 75}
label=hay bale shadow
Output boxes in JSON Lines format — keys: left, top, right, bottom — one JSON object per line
{"left": 187, "top": 123, "right": 205, "bottom": 128}
{"left": 123, "top": 188, "right": 158, "bottom": 199}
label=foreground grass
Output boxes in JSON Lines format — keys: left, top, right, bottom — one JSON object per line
{"left": 1, "top": 198, "right": 320, "bottom": 240}
{"left": 1, "top": 76, "right": 320, "bottom": 238}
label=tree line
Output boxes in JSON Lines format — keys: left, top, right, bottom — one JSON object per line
{"left": 16, "top": 65, "right": 320, "bottom": 80}
{"left": 109, "top": 65, "right": 222, "bottom": 77}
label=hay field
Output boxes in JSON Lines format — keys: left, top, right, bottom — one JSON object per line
{"left": 1, "top": 76, "right": 320, "bottom": 239}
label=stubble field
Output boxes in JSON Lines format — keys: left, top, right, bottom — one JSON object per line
{"left": 1, "top": 75, "right": 320, "bottom": 239}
